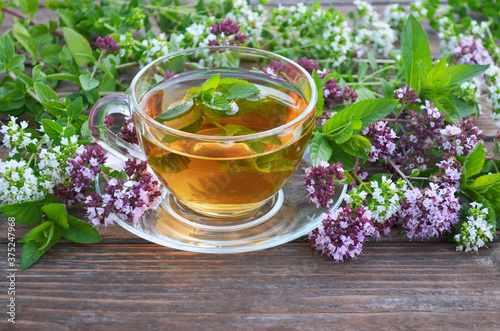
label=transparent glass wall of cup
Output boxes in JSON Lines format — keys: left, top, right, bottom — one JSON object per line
{"left": 89, "top": 46, "right": 317, "bottom": 220}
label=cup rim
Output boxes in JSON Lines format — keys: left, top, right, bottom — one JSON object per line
{"left": 130, "top": 46, "right": 317, "bottom": 142}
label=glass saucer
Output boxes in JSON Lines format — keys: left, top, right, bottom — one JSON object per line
{"left": 112, "top": 151, "right": 347, "bottom": 253}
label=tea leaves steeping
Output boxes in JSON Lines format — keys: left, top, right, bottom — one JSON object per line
{"left": 139, "top": 71, "right": 314, "bottom": 215}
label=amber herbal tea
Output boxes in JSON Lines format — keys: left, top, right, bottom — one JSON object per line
{"left": 138, "top": 70, "right": 314, "bottom": 215}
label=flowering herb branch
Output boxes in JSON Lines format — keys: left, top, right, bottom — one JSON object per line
{"left": 0, "top": 0, "right": 499, "bottom": 268}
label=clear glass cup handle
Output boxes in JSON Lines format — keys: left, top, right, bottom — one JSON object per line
{"left": 88, "top": 94, "right": 146, "bottom": 161}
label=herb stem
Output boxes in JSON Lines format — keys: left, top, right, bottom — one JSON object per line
{"left": 362, "top": 65, "right": 397, "bottom": 81}
{"left": 346, "top": 82, "right": 382, "bottom": 86}
{"left": 115, "top": 61, "right": 140, "bottom": 70}
{"left": 387, "top": 158, "right": 414, "bottom": 189}
{"left": 90, "top": 52, "right": 105, "bottom": 80}
{"left": 352, "top": 58, "right": 396, "bottom": 64}
{"left": 2, "top": 7, "right": 36, "bottom": 25}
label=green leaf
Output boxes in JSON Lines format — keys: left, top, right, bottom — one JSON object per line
{"left": 20, "top": 0, "right": 39, "bottom": 16}
{"left": 42, "top": 203, "right": 68, "bottom": 229}
{"left": 448, "top": 95, "right": 477, "bottom": 118}
{"left": 80, "top": 120, "right": 92, "bottom": 141}
{"left": 357, "top": 62, "right": 368, "bottom": 81}
{"left": 42, "top": 100, "right": 66, "bottom": 116}
{"left": 323, "top": 99, "right": 397, "bottom": 136}
{"left": 446, "top": 64, "right": 489, "bottom": 89}
{"left": 0, "top": 195, "right": 53, "bottom": 225}
{"left": 46, "top": 73, "right": 80, "bottom": 84}
{"left": 37, "top": 221, "right": 61, "bottom": 251}
{"left": 57, "top": 8, "right": 77, "bottom": 29}
{"left": 494, "top": 141, "right": 499, "bottom": 157}
{"left": 401, "top": 15, "right": 432, "bottom": 92}
{"left": 41, "top": 119, "right": 64, "bottom": 139}
{"left": 0, "top": 33, "right": 25, "bottom": 73}
{"left": 61, "top": 216, "right": 102, "bottom": 244}
{"left": 468, "top": 173, "right": 500, "bottom": 193}
{"left": 149, "top": 153, "right": 191, "bottom": 174}
{"left": 312, "top": 70, "right": 324, "bottom": 116}
{"left": 62, "top": 27, "right": 93, "bottom": 66}
{"left": 13, "top": 20, "right": 39, "bottom": 59}
{"left": 204, "top": 95, "right": 231, "bottom": 111}
{"left": 435, "top": 98, "right": 460, "bottom": 123}
{"left": 196, "top": 73, "right": 220, "bottom": 97}
{"left": 309, "top": 132, "right": 333, "bottom": 166}
{"left": 34, "top": 82, "right": 58, "bottom": 102}
{"left": 67, "top": 97, "right": 83, "bottom": 121}
{"left": 464, "top": 142, "right": 485, "bottom": 179}
{"left": 0, "top": 87, "right": 25, "bottom": 112}
{"left": 41, "top": 44, "right": 63, "bottom": 68}
{"left": 218, "top": 77, "right": 260, "bottom": 100}
{"left": 79, "top": 73, "right": 100, "bottom": 91}
{"left": 19, "top": 221, "right": 52, "bottom": 243}
{"left": 20, "top": 241, "right": 46, "bottom": 270}
{"left": 155, "top": 100, "right": 194, "bottom": 122}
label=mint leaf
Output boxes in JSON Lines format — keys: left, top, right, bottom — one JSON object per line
{"left": 401, "top": 15, "right": 432, "bottom": 92}
{"left": 61, "top": 216, "right": 102, "bottom": 244}
{"left": 0, "top": 195, "right": 53, "bottom": 225}
{"left": 67, "top": 97, "right": 83, "bottom": 121}
{"left": 156, "top": 100, "right": 194, "bottom": 122}
{"left": 467, "top": 172, "right": 500, "bottom": 193}
{"left": 149, "top": 153, "right": 190, "bottom": 173}
{"left": 310, "top": 132, "right": 333, "bottom": 166}
{"left": 62, "top": 27, "right": 94, "bottom": 66}
{"left": 195, "top": 73, "right": 220, "bottom": 97}
{"left": 323, "top": 111, "right": 362, "bottom": 144}
{"left": 448, "top": 95, "right": 477, "bottom": 118}
{"left": 37, "top": 221, "right": 61, "bottom": 251}
{"left": 312, "top": 70, "right": 324, "bottom": 116}
{"left": 0, "top": 33, "right": 25, "bottom": 73}
{"left": 340, "top": 135, "right": 371, "bottom": 159}
{"left": 20, "top": 241, "right": 46, "bottom": 270}
{"left": 218, "top": 77, "right": 260, "bottom": 100}
{"left": 220, "top": 152, "right": 295, "bottom": 175}
{"left": 42, "top": 203, "right": 68, "bottom": 229}
{"left": 446, "top": 64, "right": 489, "bottom": 89}
{"left": 464, "top": 142, "right": 485, "bottom": 179}
{"left": 324, "top": 99, "right": 398, "bottom": 138}
{"left": 42, "top": 100, "right": 66, "bottom": 116}
{"left": 20, "top": 0, "right": 39, "bottom": 16}
{"left": 79, "top": 72, "right": 100, "bottom": 91}
{"left": 203, "top": 95, "right": 231, "bottom": 111}
{"left": 34, "top": 82, "right": 58, "bottom": 102}
{"left": 41, "top": 119, "right": 64, "bottom": 139}
{"left": 14, "top": 20, "right": 39, "bottom": 59}
{"left": 19, "top": 222, "right": 52, "bottom": 243}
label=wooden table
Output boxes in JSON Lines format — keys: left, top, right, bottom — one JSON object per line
{"left": 1, "top": 1, "right": 500, "bottom": 330}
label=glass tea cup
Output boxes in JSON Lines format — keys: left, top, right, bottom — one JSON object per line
{"left": 89, "top": 46, "right": 317, "bottom": 226}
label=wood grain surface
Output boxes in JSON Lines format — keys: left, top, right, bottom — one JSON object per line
{"left": 1, "top": 1, "right": 500, "bottom": 330}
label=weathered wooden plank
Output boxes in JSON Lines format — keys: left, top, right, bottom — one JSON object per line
{"left": 0, "top": 243, "right": 498, "bottom": 330}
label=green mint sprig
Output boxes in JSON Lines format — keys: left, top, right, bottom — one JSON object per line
{"left": 155, "top": 73, "right": 261, "bottom": 130}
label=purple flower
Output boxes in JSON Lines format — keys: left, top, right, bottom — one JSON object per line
{"left": 430, "top": 157, "right": 463, "bottom": 189}
{"left": 305, "top": 161, "right": 345, "bottom": 208}
{"left": 104, "top": 115, "right": 114, "bottom": 129}
{"left": 96, "top": 35, "right": 119, "bottom": 53}
{"left": 338, "top": 86, "right": 358, "bottom": 106}
{"left": 296, "top": 57, "right": 320, "bottom": 75}
{"left": 118, "top": 117, "right": 139, "bottom": 145}
{"left": 262, "top": 60, "right": 295, "bottom": 82}
{"left": 440, "top": 117, "right": 484, "bottom": 157}
{"left": 162, "top": 70, "right": 175, "bottom": 79}
{"left": 208, "top": 39, "right": 221, "bottom": 47}
{"left": 452, "top": 36, "right": 493, "bottom": 66}
{"left": 362, "top": 121, "right": 397, "bottom": 162}
{"left": 55, "top": 145, "right": 107, "bottom": 205}
{"left": 309, "top": 205, "right": 376, "bottom": 261}
{"left": 394, "top": 100, "right": 446, "bottom": 173}
{"left": 84, "top": 159, "right": 162, "bottom": 227}
{"left": 399, "top": 183, "right": 460, "bottom": 239}
{"left": 393, "top": 84, "right": 421, "bottom": 107}
{"left": 233, "top": 33, "right": 248, "bottom": 44}
{"left": 323, "top": 78, "right": 342, "bottom": 109}
{"left": 211, "top": 19, "right": 241, "bottom": 37}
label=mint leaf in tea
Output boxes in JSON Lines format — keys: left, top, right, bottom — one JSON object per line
{"left": 140, "top": 71, "right": 314, "bottom": 215}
